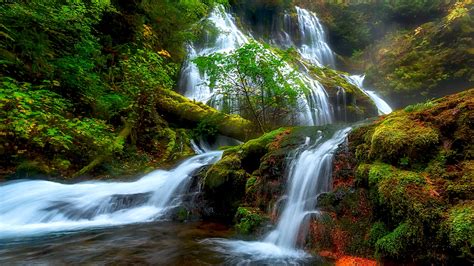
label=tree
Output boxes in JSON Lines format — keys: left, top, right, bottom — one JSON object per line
{"left": 194, "top": 42, "right": 307, "bottom": 133}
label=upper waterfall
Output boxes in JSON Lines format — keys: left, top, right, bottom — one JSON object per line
{"left": 295, "top": 6, "right": 335, "bottom": 68}
{"left": 179, "top": 5, "right": 248, "bottom": 104}
{"left": 179, "top": 5, "right": 335, "bottom": 126}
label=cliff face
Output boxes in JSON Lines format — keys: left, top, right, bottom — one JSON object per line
{"left": 364, "top": 1, "right": 474, "bottom": 108}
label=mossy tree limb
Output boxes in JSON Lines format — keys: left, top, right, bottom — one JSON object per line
{"left": 156, "top": 88, "right": 255, "bottom": 141}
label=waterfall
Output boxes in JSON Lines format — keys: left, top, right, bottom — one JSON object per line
{"left": 179, "top": 5, "right": 248, "bottom": 104}
{"left": 264, "top": 128, "right": 351, "bottom": 248}
{"left": 180, "top": 5, "right": 334, "bottom": 126}
{"left": 336, "top": 86, "right": 348, "bottom": 121}
{"left": 344, "top": 74, "right": 393, "bottom": 115}
{"left": 200, "top": 7, "right": 392, "bottom": 262}
{"left": 295, "top": 6, "right": 335, "bottom": 68}
{"left": 204, "top": 128, "right": 351, "bottom": 262}
{"left": 0, "top": 151, "right": 222, "bottom": 239}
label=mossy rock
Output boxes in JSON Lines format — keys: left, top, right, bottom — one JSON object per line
{"left": 375, "top": 221, "right": 423, "bottom": 259}
{"left": 370, "top": 116, "right": 439, "bottom": 163}
{"left": 234, "top": 207, "right": 267, "bottom": 235}
{"left": 444, "top": 202, "right": 474, "bottom": 259}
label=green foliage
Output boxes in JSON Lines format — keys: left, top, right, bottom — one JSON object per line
{"left": 139, "top": 0, "right": 228, "bottom": 59}
{"left": 190, "top": 116, "right": 219, "bottom": 141}
{"left": 0, "top": 79, "right": 118, "bottom": 160}
{"left": 342, "top": 90, "right": 474, "bottom": 263}
{"left": 0, "top": 0, "right": 223, "bottom": 176}
{"left": 235, "top": 207, "right": 265, "bottom": 235}
{"left": 195, "top": 42, "right": 307, "bottom": 132}
{"left": 368, "top": 222, "right": 388, "bottom": 247}
{"left": 404, "top": 100, "right": 437, "bottom": 113}
{"left": 365, "top": 1, "right": 473, "bottom": 100}
{"left": 385, "top": 0, "right": 445, "bottom": 21}
{"left": 303, "top": 0, "right": 448, "bottom": 56}
{"left": 114, "top": 48, "right": 176, "bottom": 121}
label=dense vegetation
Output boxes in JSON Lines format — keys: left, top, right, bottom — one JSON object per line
{"left": 312, "top": 89, "right": 473, "bottom": 263}
{"left": 0, "top": 0, "right": 233, "bottom": 178}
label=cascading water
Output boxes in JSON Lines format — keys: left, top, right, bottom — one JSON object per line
{"left": 0, "top": 151, "right": 222, "bottom": 239}
{"left": 344, "top": 74, "right": 393, "bottom": 115}
{"left": 179, "top": 5, "right": 248, "bottom": 104}
{"left": 204, "top": 128, "right": 351, "bottom": 263}
{"left": 200, "top": 6, "right": 392, "bottom": 263}
{"left": 265, "top": 128, "right": 351, "bottom": 248}
{"left": 180, "top": 5, "right": 335, "bottom": 126}
{"left": 295, "top": 6, "right": 335, "bottom": 68}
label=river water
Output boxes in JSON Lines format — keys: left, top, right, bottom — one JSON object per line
{"left": 0, "top": 221, "right": 330, "bottom": 265}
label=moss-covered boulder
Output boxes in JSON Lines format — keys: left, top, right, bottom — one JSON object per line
{"left": 234, "top": 207, "right": 268, "bottom": 235}
{"left": 201, "top": 128, "right": 288, "bottom": 220}
{"left": 201, "top": 125, "right": 334, "bottom": 224}
{"left": 369, "top": 117, "right": 439, "bottom": 163}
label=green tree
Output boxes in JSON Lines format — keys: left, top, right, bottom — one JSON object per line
{"left": 194, "top": 42, "right": 307, "bottom": 133}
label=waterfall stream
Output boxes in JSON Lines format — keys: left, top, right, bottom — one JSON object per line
{"left": 204, "top": 128, "right": 351, "bottom": 263}
{"left": 197, "top": 5, "right": 392, "bottom": 263}
{"left": 295, "top": 6, "right": 335, "bottom": 68}
{"left": 180, "top": 5, "right": 335, "bottom": 126}
{"left": 344, "top": 74, "right": 393, "bottom": 115}
{"left": 0, "top": 151, "right": 222, "bottom": 239}
{"left": 0, "top": 4, "right": 395, "bottom": 264}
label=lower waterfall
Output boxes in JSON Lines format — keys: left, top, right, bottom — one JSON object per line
{"left": 204, "top": 128, "right": 351, "bottom": 263}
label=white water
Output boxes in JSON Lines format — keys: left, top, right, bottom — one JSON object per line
{"left": 179, "top": 5, "right": 248, "bottom": 104}
{"left": 206, "top": 128, "right": 351, "bottom": 261}
{"left": 180, "top": 5, "right": 334, "bottom": 126}
{"left": 295, "top": 6, "right": 335, "bottom": 68}
{"left": 344, "top": 74, "right": 393, "bottom": 115}
{"left": 0, "top": 151, "right": 222, "bottom": 239}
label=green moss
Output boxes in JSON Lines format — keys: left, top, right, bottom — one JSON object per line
{"left": 234, "top": 207, "right": 266, "bottom": 235}
{"left": 355, "top": 163, "right": 371, "bottom": 185}
{"left": 176, "top": 207, "right": 189, "bottom": 222}
{"left": 375, "top": 221, "right": 422, "bottom": 258}
{"left": 367, "top": 162, "right": 393, "bottom": 186}
{"left": 234, "top": 127, "right": 287, "bottom": 155}
{"left": 446, "top": 161, "right": 474, "bottom": 200}
{"left": 53, "top": 157, "right": 72, "bottom": 171}
{"left": 364, "top": 1, "right": 473, "bottom": 102}
{"left": 369, "top": 221, "right": 389, "bottom": 247}
{"left": 404, "top": 101, "right": 437, "bottom": 113}
{"left": 445, "top": 203, "right": 474, "bottom": 258}
{"left": 205, "top": 154, "right": 245, "bottom": 189}
{"left": 370, "top": 116, "right": 439, "bottom": 163}
{"left": 245, "top": 176, "right": 257, "bottom": 193}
